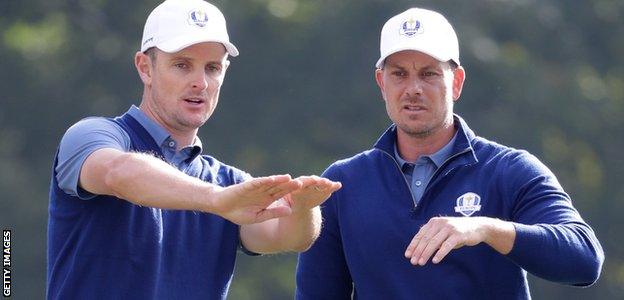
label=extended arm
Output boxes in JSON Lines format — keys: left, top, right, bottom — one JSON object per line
{"left": 80, "top": 147, "right": 302, "bottom": 224}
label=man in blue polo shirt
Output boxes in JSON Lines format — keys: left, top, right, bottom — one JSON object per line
{"left": 47, "top": 0, "right": 341, "bottom": 299}
{"left": 296, "top": 8, "right": 604, "bottom": 299}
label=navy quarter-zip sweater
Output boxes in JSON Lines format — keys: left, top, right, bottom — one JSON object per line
{"left": 296, "top": 115, "right": 604, "bottom": 299}
{"left": 48, "top": 112, "right": 246, "bottom": 299}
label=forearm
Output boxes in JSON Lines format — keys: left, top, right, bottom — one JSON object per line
{"left": 88, "top": 150, "right": 218, "bottom": 212}
{"left": 506, "top": 222, "right": 604, "bottom": 285}
{"left": 277, "top": 206, "right": 322, "bottom": 251}
{"left": 241, "top": 206, "right": 322, "bottom": 254}
{"left": 481, "top": 217, "right": 603, "bottom": 285}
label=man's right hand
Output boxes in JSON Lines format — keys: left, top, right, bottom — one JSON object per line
{"left": 211, "top": 175, "right": 303, "bottom": 225}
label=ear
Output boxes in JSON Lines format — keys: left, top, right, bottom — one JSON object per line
{"left": 375, "top": 68, "right": 386, "bottom": 101}
{"left": 221, "top": 59, "right": 230, "bottom": 81}
{"left": 135, "top": 51, "right": 153, "bottom": 86}
{"left": 452, "top": 66, "right": 466, "bottom": 101}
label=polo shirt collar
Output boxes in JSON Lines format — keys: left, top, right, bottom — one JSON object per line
{"left": 126, "top": 105, "right": 203, "bottom": 156}
{"left": 393, "top": 130, "right": 458, "bottom": 168}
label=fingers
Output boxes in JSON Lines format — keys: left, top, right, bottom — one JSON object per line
{"left": 254, "top": 204, "right": 293, "bottom": 223}
{"left": 242, "top": 175, "right": 302, "bottom": 200}
{"left": 321, "top": 180, "right": 342, "bottom": 193}
{"left": 405, "top": 217, "right": 465, "bottom": 266}
{"left": 242, "top": 175, "right": 340, "bottom": 197}
{"left": 241, "top": 175, "right": 341, "bottom": 214}
{"left": 297, "top": 176, "right": 342, "bottom": 193}
{"left": 261, "top": 175, "right": 294, "bottom": 193}
{"left": 410, "top": 228, "right": 450, "bottom": 266}
{"left": 269, "top": 174, "right": 296, "bottom": 184}
{"left": 266, "top": 178, "right": 303, "bottom": 199}
{"left": 405, "top": 223, "right": 429, "bottom": 258}
{"left": 245, "top": 175, "right": 292, "bottom": 190}
{"left": 296, "top": 175, "right": 319, "bottom": 188}
{"left": 431, "top": 236, "right": 460, "bottom": 264}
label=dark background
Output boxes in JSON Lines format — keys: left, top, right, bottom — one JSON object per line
{"left": 1, "top": 0, "right": 622, "bottom": 298}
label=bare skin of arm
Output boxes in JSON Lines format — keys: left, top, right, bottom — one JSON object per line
{"left": 404, "top": 216, "right": 516, "bottom": 265}
{"left": 80, "top": 148, "right": 304, "bottom": 225}
{"left": 240, "top": 176, "right": 341, "bottom": 253}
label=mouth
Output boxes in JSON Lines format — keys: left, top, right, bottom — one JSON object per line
{"left": 183, "top": 97, "right": 206, "bottom": 105}
{"left": 403, "top": 104, "right": 426, "bottom": 112}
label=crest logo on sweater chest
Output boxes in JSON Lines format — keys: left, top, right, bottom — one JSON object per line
{"left": 454, "top": 192, "right": 482, "bottom": 217}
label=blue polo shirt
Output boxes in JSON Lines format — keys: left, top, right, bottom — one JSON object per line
{"left": 394, "top": 130, "right": 457, "bottom": 205}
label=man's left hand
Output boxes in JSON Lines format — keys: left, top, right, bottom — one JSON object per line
{"left": 282, "top": 175, "right": 342, "bottom": 214}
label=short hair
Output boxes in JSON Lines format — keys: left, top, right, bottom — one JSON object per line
{"left": 144, "top": 47, "right": 157, "bottom": 65}
{"left": 448, "top": 60, "right": 459, "bottom": 70}
{"left": 379, "top": 58, "right": 459, "bottom": 71}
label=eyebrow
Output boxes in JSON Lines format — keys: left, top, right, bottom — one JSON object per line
{"left": 386, "top": 60, "right": 443, "bottom": 71}
{"left": 384, "top": 61, "right": 405, "bottom": 69}
{"left": 169, "top": 55, "right": 223, "bottom": 66}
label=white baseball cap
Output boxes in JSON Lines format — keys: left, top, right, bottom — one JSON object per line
{"left": 140, "top": 0, "right": 239, "bottom": 56}
{"left": 376, "top": 8, "right": 459, "bottom": 68}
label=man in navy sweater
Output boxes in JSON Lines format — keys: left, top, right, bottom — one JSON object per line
{"left": 296, "top": 7, "right": 604, "bottom": 299}
{"left": 47, "top": 0, "right": 340, "bottom": 299}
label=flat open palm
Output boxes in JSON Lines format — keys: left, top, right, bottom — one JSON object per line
{"left": 283, "top": 176, "right": 342, "bottom": 214}
{"left": 216, "top": 175, "right": 302, "bottom": 224}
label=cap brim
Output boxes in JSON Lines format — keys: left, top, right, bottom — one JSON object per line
{"left": 156, "top": 34, "right": 239, "bottom": 56}
{"left": 375, "top": 46, "right": 458, "bottom": 68}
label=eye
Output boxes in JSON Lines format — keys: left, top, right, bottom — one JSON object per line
{"left": 174, "top": 63, "right": 188, "bottom": 69}
{"left": 422, "top": 71, "right": 439, "bottom": 77}
{"left": 391, "top": 70, "right": 407, "bottom": 78}
{"left": 207, "top": 64, "right": 222, "bottom": 73}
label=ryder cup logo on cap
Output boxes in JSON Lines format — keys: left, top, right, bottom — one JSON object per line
{"left": 188, "top": 9, "right": 209, "bottom": 27}
{"left": 140, "top": 0, "right": 239, "bottom": 56}
{"left": 399, "top": 17, "right": 423, "bottom": 36}
{"left": 454, "top": 192, "right": 482, "bottom": 217}
{"left": 376, "top": 8, "right": 459, "bottom": 68}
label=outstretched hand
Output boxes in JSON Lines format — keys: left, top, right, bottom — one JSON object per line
{"left": 236, "top": 175, "right": 341, "bottom": 254}
{"left": 212, "top": 175, "right": 303, "bottom": 225}
{"left": 282, "top": 175, "right": 342, "bottom": 214}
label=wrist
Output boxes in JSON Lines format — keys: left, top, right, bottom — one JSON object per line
{"left": 482, "top": 217, "right": 515, "bottom": 255}
{"left": 200, "top": 183, "right": 225, "bottom": 214}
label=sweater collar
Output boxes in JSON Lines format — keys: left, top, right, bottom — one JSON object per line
{"left": 373, "top": 114, "right": 478, "bottom": 164}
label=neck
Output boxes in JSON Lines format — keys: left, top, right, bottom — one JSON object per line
{"left": 138, "top": 101, "right": 198, "bottom": 150}
{"left": 396, "top": 123, "right": 456, "bottom": 162}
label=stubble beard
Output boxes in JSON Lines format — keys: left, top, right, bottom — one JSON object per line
{"left": 171, "top": 108, "right": 211, "bottom": 131}
{"left": 398, "top": 121, "right": 437, "bottom": 139}
{"left": 397, "top": 104, "right": 453, "bottom": 139}
{"left": 151, "top": 89, "right": 215, "bottom": 132}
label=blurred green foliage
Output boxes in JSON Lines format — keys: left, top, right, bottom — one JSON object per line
{"left": 1, "top": 0, "right": 623, "bottom": 298}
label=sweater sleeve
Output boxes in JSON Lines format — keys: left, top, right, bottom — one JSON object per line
{"left": 504, "top": 151, "right": 604, "bottom": 286}
{"left": 295, "top": 165, "right": 353, "bottom": 299}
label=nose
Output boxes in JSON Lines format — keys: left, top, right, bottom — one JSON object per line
{"left": 190, "top": 70, "right": 209, "bottom": 92}
{"left": 405, "top": 78, "right": 423, "bottom": 97}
